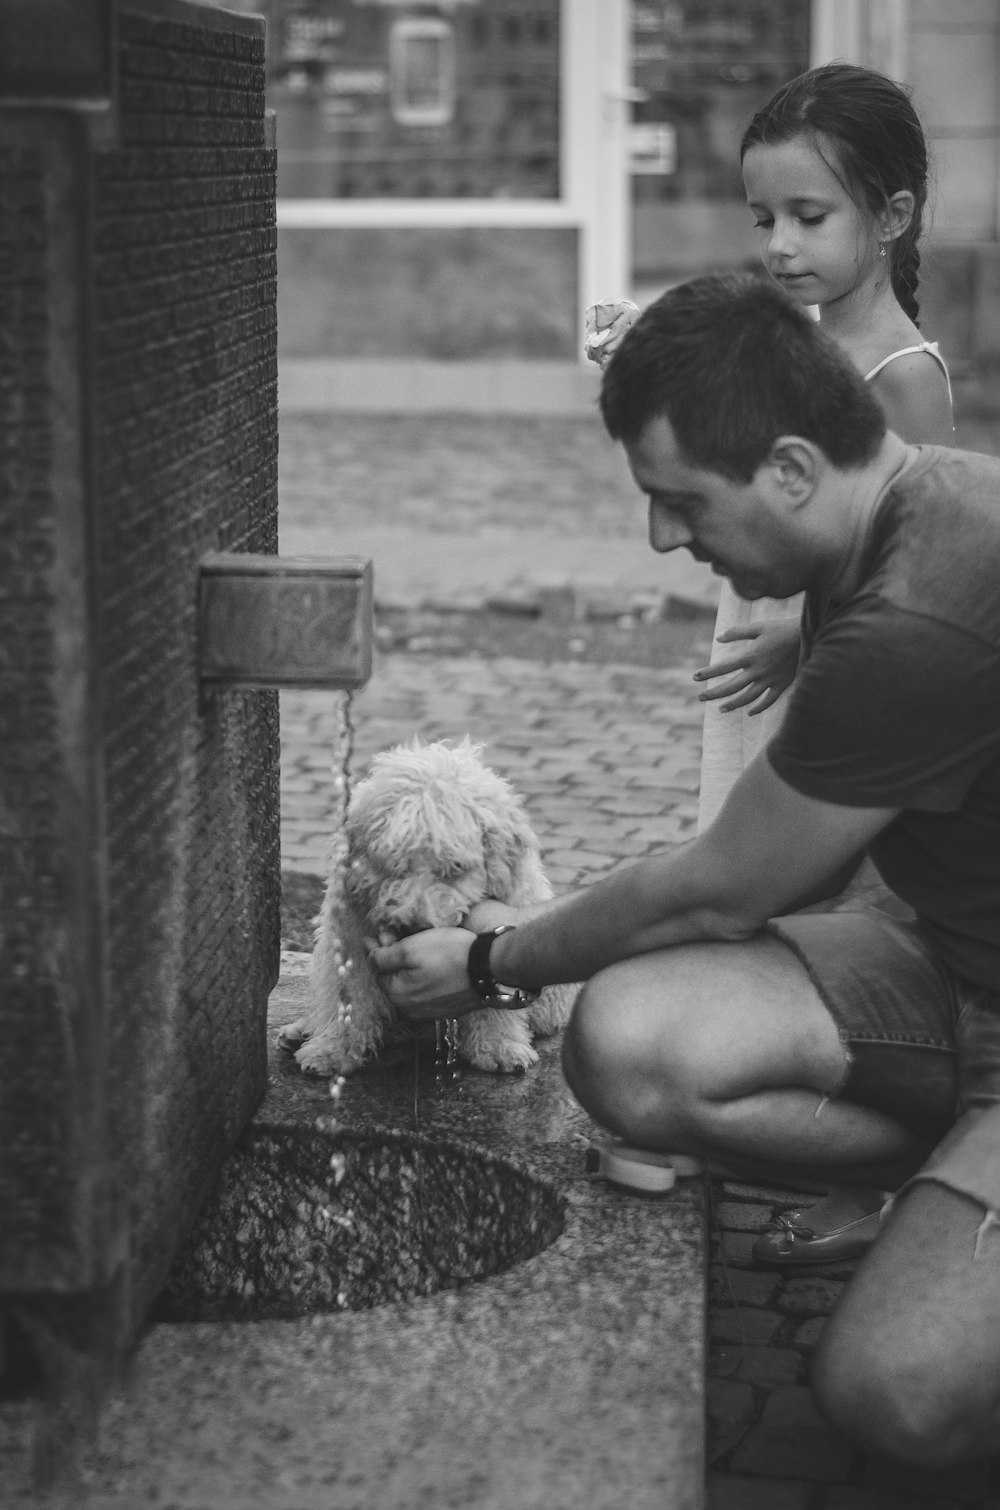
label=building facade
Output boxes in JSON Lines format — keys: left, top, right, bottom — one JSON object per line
{"left": 214, "top": 0, "right": 1000, "bottom": 386}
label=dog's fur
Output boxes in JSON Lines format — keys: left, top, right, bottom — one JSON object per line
{"left": 278, "top": 737, "right": 577, "bottom": 1075}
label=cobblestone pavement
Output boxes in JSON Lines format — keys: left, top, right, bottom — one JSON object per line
{"left": 279, "top": 658, "right": 1000, "bottom": 1510}
{"left": 278, "top": 405, "right": 1000, "bottom": 1510}
{"left": 707, "top": 1180, "right": 1000, "bottom": 1509}
{"left": 277, "top": 412, "right": 720, "bottom": 612}
{"left": 279, "top": 653, "right": 703, "bottom": 883}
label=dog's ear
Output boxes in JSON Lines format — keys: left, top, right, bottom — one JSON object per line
{"left": 481, "top": 812, "right": 539, "bottom": 901}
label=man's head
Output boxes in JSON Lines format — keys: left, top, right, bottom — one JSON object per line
{"left": 599, "top": 272, "right": 885, "bottom": 482}
{"left": 599, "top": 273, "right": 890, "bottom": 600}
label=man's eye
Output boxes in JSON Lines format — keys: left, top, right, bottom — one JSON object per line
{"left": 752, "top": 217, "right": 772, "bottom": 229}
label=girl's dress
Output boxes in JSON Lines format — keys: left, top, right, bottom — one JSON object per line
{"left": 696, "top": 342, "right": 953, "bottom": 834}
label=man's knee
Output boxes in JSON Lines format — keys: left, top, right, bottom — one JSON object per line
{"left": 561, "top": 966, "right": 698, "bottom": 1144}
{"left": 813, "top": 1317, "right": 994, "bottom": 1468}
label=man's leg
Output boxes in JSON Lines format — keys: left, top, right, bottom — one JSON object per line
{"left": 561, "top": 932, "right": 934, "bottom": 1183}
{"left": 814, "top": 1171, "right": 1000, "bottom": 1465}
{"left": 560, "top": 930, "right": 1000, "bottom": 1466}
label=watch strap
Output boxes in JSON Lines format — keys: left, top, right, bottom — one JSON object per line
{"left": 467, "top": 925, "right": 537, "bottom": 1010}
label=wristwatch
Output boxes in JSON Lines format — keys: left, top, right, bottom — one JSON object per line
{"left": 466, "top": 925, "right": 539, "bottom": 1011}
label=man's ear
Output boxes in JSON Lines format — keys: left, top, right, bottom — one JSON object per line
{"left": 765, "top": 436, "right": 820, "bottom": 507}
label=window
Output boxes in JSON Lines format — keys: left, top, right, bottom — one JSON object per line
{"left": 249, "top": 0, "right": 560, "bottom": 200}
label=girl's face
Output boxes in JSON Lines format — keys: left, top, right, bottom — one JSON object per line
{"left": 742, "top": 132, "right": 881, "bottom": 309}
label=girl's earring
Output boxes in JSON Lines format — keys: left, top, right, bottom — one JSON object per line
{"left": 879, "top": 241, "right": 887, "bottom": 260}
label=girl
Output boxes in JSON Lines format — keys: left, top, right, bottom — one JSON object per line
{"left": 697, "top": 62, "right": 953, "bottom": 833}
{"left": 586, "top": 63, "right": 954, "bottom": 1264}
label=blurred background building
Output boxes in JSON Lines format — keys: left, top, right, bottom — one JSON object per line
{"left": 207, "top": 0, "right": 1000, "bottom": 407}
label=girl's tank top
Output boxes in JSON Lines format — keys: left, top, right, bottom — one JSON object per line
{"left": 864, "top": 341, "right": 953, "bottom": 408}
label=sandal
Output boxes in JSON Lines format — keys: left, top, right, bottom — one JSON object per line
{"left": 752, "top": 1205, "right": 883, "bottom": 1266}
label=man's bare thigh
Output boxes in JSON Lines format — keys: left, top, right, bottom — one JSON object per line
{"left": 583, "top": 932, "right": 849, "bottom": 1100}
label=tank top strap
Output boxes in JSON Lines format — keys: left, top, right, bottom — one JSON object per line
{"left": 864, "top": 340, "right": 953, "bottom": 406}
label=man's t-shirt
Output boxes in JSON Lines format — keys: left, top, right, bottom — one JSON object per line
{"left": 768, "top": 446, "right": 1000, "bottom": 991}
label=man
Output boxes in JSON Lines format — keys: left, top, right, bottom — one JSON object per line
{"left": 371, "top": 273, "right": 1000, "bottom": 1466}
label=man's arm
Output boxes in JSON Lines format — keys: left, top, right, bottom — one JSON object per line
{"left": 370, "top": 754, "right": 898, "bottom": 1020}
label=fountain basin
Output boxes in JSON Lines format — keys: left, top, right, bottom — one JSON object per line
{"left": 153, "top": 1123, "right": 565, "bottom": 1321}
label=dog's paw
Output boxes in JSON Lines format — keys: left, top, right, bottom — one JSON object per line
{"left": 294, "top": 1038, "right": 352, "bottom": 1077}
{"left": 276, "top": 1019, "right": 310, "bottom": 1053}
{"left": 293, "top": 1019, "right": 371, "bottom": 1077}
{"left": 458, "top": 1007, "right": 538, "bottom": 1074}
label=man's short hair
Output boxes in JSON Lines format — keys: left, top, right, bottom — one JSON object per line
{"left": 600, "top": 273, "right": 887, "bottom": 482}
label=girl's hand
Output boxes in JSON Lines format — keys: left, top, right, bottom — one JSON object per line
{"left": 584, "top": 298, "right": 640, "bottom": 367}
{"left": 368, "top": 927, "right": 480, "bottom": 1024}
{"left": 694, "top": 618, "right": 802, "bottom": 714}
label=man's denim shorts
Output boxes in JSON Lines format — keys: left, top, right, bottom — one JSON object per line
{"left": 770, "top": 903, "right": 1000, "bottom": 1217}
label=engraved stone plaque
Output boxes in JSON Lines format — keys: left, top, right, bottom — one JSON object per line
{"left": 199, "top": 553, "right": 372, "bottom": 689}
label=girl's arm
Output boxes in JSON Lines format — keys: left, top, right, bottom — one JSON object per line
{"left": 694, "top": 617, "right": 801, "bottom": 714}
{"left": 869, "top": 353, "right": 954, "bottom": 445}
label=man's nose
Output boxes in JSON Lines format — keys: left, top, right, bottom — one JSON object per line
{"left": 648, "top": 506, "right": 693, "bottom": 554}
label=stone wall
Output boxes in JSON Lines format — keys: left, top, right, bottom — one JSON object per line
{"left": 0, "top": 0, "right": 279, "bottom": 1366}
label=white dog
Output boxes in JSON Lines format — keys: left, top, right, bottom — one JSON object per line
{"left": 278, "top": 737, "right": 577, "bottom": 1075}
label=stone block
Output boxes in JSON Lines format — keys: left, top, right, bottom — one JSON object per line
{"left": 777, "top": 1277, "right": 848, "bottom": 1318}
{"left": 709, "top": 1344, "right": 804, "bottom": 1389}
{"left": 792, "top": 1316, "right": 827, "bottom": 1353}
{"left": 713, "top": 1201, "right": 774, "bottom": 1232}
{"left": 706, "top": 1376, "right": 758, "bottom": 1425}
{"left": 198, "top": 554, "right": 372, "bottom": 689}
{"left": 713, "top": 1230, "right": 760, "bottom": 1268}
{"left": 709, "top": 1264, "right": 780, "bottom": 1308}
{"left": 710, "top": 1308, "right": 784, "bottom": 1346}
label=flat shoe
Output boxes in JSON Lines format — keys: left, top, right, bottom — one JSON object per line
{"left": 751, "top": 1207, "right": 882, "bottom": 1266}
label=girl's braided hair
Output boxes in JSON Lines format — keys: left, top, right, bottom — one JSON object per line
{"left": 741, "top": 63, "right": 929, "bottom": 325}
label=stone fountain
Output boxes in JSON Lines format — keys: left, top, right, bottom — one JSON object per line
{"left": 0, "top": 0, "right": 369, "bottom": 1484}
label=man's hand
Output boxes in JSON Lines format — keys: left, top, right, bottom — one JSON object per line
{"left": 368, "top": 927, "right": 481, "bottom": 1024}
{"left": 694, "top": 618, "right": 801, "bottom": 714}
